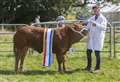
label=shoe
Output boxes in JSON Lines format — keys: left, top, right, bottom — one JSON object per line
{"left": 92, "top": 69, "right": 101, "bottom": 73}
{"left": 82, "top": 67, "right": 92, "bottom": 72}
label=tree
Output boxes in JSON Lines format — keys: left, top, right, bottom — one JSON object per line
{"left": 0, "top": 0, "right": 119, "bottom": 23}
{"left": 73, "top": 0, "right": 120, "bottom": 19}
{"left": 0, "top": 0, "right": 77, "bottom": 23}
{"left": 0, "top": 0, "right": 17, "bottom": 23}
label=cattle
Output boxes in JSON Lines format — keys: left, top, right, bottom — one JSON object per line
{"left": 13, "top": 24, "right": 88, "bottom": 73}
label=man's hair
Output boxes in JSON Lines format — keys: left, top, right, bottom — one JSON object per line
{"left": 92, "top": 5, "right": 100, "bottom": 9}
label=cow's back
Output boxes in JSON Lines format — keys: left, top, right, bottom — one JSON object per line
{"left": 14, "top": 26, "right": 44, "bottom": 53}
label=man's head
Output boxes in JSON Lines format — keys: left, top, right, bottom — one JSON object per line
{"left": 92, "top": 5, "right": 100, "bottom": 15}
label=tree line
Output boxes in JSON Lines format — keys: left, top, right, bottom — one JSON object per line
{"left": 0, "top": 0, "right": 119, "bottom": 24}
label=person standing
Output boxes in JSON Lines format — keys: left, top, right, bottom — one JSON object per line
{"left": 56, "top": 15, "right": 65, "bottom": 28}
{"left": 35, "top": 15, "right": 40, "bottom": 23}
{"left": 34, "top": 15, "right": 41, "bottom": 27}
{"left": 83, "top": 5, "right": 107, "bottom": 73}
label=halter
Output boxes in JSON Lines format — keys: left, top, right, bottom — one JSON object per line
{"left": 70, "top": 26, "right": 88, "bottom": 37}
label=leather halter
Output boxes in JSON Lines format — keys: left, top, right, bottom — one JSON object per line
{"left": 70, "top": 27, "right": 87, "bottom": 37}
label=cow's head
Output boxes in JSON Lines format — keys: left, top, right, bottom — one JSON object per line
{"left": 69, "top": 23, "right": 88, "bottom": 43}
{"left": 72, "top": 23, "right": 88, "bottom": 36}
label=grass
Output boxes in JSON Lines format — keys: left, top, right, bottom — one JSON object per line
{"left": 0, "top": 32, "right": 120, "bottom": 82}
{"left": 0, "top": 52, "right": 120, "bottom": 82}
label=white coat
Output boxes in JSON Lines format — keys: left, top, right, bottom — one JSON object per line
{"left": 86, "top": 14, "right": 107, "bottom": 51}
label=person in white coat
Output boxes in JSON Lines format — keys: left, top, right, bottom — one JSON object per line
{"left": 83, "top": 5, "right": 107, "bottom": 72}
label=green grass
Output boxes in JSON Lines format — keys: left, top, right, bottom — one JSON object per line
{"left": 0, "top": 33, "right": 120, "bottom": 82}
{"left": 0, "top": 52, "right": 120, "bottom": 82}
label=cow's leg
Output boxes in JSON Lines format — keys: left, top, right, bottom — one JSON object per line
{"left": 14, "top": 45, "right": 21, "bottom": 73}
{"left": 15, "top": 50, "right": 20, "bottom": 73}
{"left": 19, "top": 47, "right": 28, "bottom": 72}
{"left": 62, "top": 55, "right": 66, "bottom": 72}
{"left": 56, "top": 53, "right": 62, "bottom": 72}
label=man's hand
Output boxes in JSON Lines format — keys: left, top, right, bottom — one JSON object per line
{"left": 92, "top": 22, "right": 96, "bottom": 26}
{"left": 91, "top": 20, "right": 96, "bottom": 27}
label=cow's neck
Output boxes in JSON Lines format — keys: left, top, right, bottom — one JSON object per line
{"left": 52, "top": 27, "right": 72, "bottom": 53}
{"left": 69, "top": 28, "right": 83, "bottom": 44}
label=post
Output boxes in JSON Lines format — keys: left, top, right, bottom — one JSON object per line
{"left": 113, "top": 24, "right": 116, "bottom": 58}
{"left": 45, "top": 24, "right": 47, "bottom": 28}
{"left": 109, "top": 27, "right": 112, "bottom": 58}
{"left": 1, "top": 24, "right": 4, "bottom": 31}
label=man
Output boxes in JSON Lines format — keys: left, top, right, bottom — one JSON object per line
{"left": 83, "top": 5, "right": 107, "bottom": 73}
{"left": 56, "top": 15, "right": 65, "bottom": 28}
{"left": 35, "top": 15, "right": 40, "bottom": 24}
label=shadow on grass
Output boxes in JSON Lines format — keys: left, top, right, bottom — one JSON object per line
{"left": 22, "top": 70, "right": 56, "bottom": 75}
{"left": 0, "top": 70, "right": 15, "bottom": 75}
{"left": 64, "top": 68, "right": 81, "bottom": 74}
{"left": 23, "top": 68, "right": 81, "bottom": 75}
{"left": 0, "top": 68, "right": 81, "bottom": 75}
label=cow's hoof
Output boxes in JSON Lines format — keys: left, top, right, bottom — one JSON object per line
{"left": 15, "top": 69, "right": 23, "bottom": 74}
{"left": 58, "top": 69, "right": 63, "bottom": 73}
{"left": 15, "top": 71, "right": 19, "bottom": 74}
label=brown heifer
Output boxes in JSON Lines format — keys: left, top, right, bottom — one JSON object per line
{"left": 13, "top": 24, "right": 87, "bottom": 73}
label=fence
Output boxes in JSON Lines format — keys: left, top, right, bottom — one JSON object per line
{"left": 0, "top": 21, "right": 119, "bottom": 58}
{"left": 0, "top": 24, "right": 27, "bottom": 31}
{"left": 0, "top": 24, "right": 27, "bottom": 52}
{"left": 113, "top": 21, "right": 120, "bottom": 58}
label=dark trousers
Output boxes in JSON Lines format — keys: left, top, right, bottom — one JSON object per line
{"left": 86, "top": 49, "right": 100, "bottom": 69}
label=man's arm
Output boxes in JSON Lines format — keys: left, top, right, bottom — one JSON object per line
{"left": 91, "top": 18, "right": 107, "bottom": 31}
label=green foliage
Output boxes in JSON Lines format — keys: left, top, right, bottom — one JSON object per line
{"left": 0, "top": 0, "right": 119, "bottom": 23}
{"left": 75, "top": 7, "right": 90, "bottom": 19}
{"left": 0, "top": 0, "right": 77, "bottom": 23}
{"left": 112, "top": 0, "right": 120, "bottom": 3}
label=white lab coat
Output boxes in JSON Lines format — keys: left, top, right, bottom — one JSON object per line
{"left": 86, "top": 14, "right": 107, "bottom": 51}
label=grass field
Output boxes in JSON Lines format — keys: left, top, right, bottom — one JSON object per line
{"left": 0, "top": 32, "right": 120, "bottom": 82}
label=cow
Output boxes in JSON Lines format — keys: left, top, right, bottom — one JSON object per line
{"left": 13, "top": 24, "right": 88, "bottom": 73}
